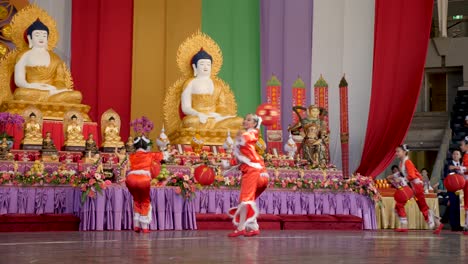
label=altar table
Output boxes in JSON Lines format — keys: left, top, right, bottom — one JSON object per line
{"left": 0, "top": 186, "right": 377, "bottom": 230}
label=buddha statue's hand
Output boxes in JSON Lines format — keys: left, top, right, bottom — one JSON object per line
{"left": 28, "top": 82, "right": 55, "bottom": 91}
{"left": 198, "top": 113, "right": 209, "bottom": 123}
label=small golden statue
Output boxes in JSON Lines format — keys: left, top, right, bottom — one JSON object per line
{"left": 0, "top": 5, "right": 91, "bottom": 120}
{"left": 163, "top": 31, "right": 243, "bottom": 145}
{"left": 289, "top": 105, "right": 329, "bottom": 167}
{"left": 101, "top": 109, "right": 124, "bottom": 152}
{"left": 29, "top": 160, "right": 45, "bottom": 174}
{"left": 0, "top": 137, "right": 11, "bottom": 160}
{"left": 125, "top": 136, "right": 135, "bottom": 153}
{"left": 63, "top": 111, "right": 85, "bottom": 151}
{"left": 41, "top": 131, "right": 58, "bottom": 162}
{"left": 255, "top": 135, "right": 267, "bottom": 156}
{"left": 84, "top": 133, "right": 99, "bottom": 154}
{"left": 22, "top": 107, "right": 43, "bottom": 149}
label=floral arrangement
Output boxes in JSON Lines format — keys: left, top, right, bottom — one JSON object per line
{"left": 130, "top": 116, "right": 154, "bottom": 135}
{"left": 164, "top": 172, "right": 198, "bottom": 199}
{"left": 71, "top": 167, "right": 112, "bottom": 204}
{"left": 0, "top": 112, "right": 24, "bottom": 140}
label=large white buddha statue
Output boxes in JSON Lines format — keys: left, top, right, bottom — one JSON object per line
{"left": 13, "top": 19, "right": 81, "bottom": 103}
{"left": 0, "top": 5, "right": 90, "bottom": 121}
{"left": 163, "top": 32, "right": 243, "bottom": 145}
{"left": 181, "top": 49, "right": 242, "bottom": 129}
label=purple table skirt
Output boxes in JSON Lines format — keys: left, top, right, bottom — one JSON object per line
{"left": 194, "top": 188, "right": 377, "bottom": 230}
{"left": 0, "top": 186, "right": 197, "bottom": 231}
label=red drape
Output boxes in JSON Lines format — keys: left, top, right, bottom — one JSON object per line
{"left": 356, "top": 0, "right": 434, "bottom": 178}
{"left": 71, "top": 0, "right": 133, "bottom": 141}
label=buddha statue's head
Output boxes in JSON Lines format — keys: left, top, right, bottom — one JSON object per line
{"left": 307, "top": 105, "right": 320, "bottom": 119}
{"left": 29, "top": 112, "right": 37, "bottom": 121}
{"left": 45, "top": 131, "right": 51, "bottom": 138}
{"left": 88, "top": 133, "right": 94, "bottom": 141}
{"left": 191, "top": 48, "right": 212, "bottom": 78}
{"left": 108, "top": 116, "right": 116, "bottom": 125}
{"left": 26, "top": 19, "right": 49, "bottom": 49}
{"left": 71, "top": 115, "right": 78, "bottom": 123}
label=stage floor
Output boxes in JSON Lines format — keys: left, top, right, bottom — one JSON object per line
{"left": 0, "top": 230, "right": 466, "bottom": 263}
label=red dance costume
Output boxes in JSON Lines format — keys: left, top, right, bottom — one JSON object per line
{"left": 125, "top": 150, "right": 162, "bottom": 232}
{"left": 228, "top": 128, "right": 269, "bottom": 235}
{"left": 398, "top": 157, "right": 436, "bottom": 229}
{"left": 461, "top": 152, "right": 468, "bottom": 230}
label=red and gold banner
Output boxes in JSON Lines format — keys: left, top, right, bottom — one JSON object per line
{"left": 339, "top": 75, "right": 349, "bottom": 178}
{"left": 292, "top": 77, "right": 306, "bottom": 124}
{"left": 313, "top": 75, "right": 329, "bottom": 130}
{"left": 266, "top": 75, "right": 282, "bottom": 130}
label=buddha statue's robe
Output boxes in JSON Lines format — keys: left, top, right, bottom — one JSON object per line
{"left": 13, "top": 50, "right": 82, "bottom": 104}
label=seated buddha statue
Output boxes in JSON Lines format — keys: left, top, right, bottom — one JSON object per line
{"left": 41, "top": 131, "right": 57, "bottom": 151}
{"left": 64, "top": 115, "right": 85, "bottom": 147}
{"left": 0, "top": 6, "right": 91, "bottom": 121}
{"left": 0, "top": 138, "right": 10, "bottom": 160}
{"left": 102, "top": 116, "right": 124, "bottom": 150}
{"left": 14, "top": 19, "right": 82, "bottom": 103}
{"left": 125, "top": 136, "right": 135, "bottom": 153}
{"left": 22, "top": 112, "right": 42, "bottom": 146}
{"left": 181, "top": 49, "right": 243, "bottom": 130}
{"left": 84, "top": 133, "right": 99, "bottom": 154}
{"left": 163, "top": 32, "right": 243, "bottom": 145}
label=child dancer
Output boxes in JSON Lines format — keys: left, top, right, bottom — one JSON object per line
{"left": 395, "top": 144, "right": 443, "bottom": 233}
{"left": 125, "top": 136, "right": 162, "bottom": 233}
{"left": 227, "top": 114, "right": 269, "bottom": 237}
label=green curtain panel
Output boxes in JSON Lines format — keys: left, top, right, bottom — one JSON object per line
{"left": 202, "top": 0, "right": 261, "bottom": 116}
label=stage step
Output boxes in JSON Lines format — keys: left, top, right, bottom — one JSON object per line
{"left": 196, "top": 214, "right": 363, "bottom": 231}
{"left": 0, "top": 214, "right": 80, "bottom": 232}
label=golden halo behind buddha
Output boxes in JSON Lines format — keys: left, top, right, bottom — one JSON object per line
{"left": 10, "top": 4, "right": 58, "bottom": 50}
{"left": 176, "top": 30, "right": 223, "bottom": 77}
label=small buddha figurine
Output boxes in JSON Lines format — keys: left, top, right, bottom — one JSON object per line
{"left": 29, "top": 160, "right": 45, "bottom": 174}
{"left": 41, "top": 131, "right": 57, "bottom": 152}
{"left": 102, "top": 116, "right": 124, "bottom": 149}
{"left": 64, "top": 115, "right": 85, "bottom": 147}
{"left": 125, "top": 136, "right": 135, "bottom": 153}
{"left": 0, "top": 137, "right": 10, "bottom": 160}
{"left": 85, "top": 133, "right": 99, "bottom": 154}
{"left": 22, "top": 112, "right": 42, "bottom": 146}
{"left": 13, "top": 19, "right": 82, "bottom": 103}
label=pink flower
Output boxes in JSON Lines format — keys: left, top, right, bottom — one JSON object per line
{"left": 88, "top": 190, "right": 96, "bottom": 198}
{"left": 89, "top": 179, "right": 96, "bottom": 185}
{"left": 281, "top": 182, "right": 287, "bottom": 188}
{"left": 2, "top": 173, "right": 10, "bottom": 181}
{"left": 292, "top": 186, "right": 297, "bottom": 191}
{"left": 81, "top": 184, "right": 87, "bottom": 191}
{"left": 297, "top": 181, "right": 303, "bottom": 188}
{"left": 172, "top": 179, "right": 177, "bottom": 183}
{"left": 175, "top": 186, "right": 182, "bottom": 194}
{"left": 105, "top": 180, "right": 112, "bottom": 186}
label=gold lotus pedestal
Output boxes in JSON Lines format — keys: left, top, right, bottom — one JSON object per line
{"left": 171, "top": 128, "right": 236, "bottom": 146}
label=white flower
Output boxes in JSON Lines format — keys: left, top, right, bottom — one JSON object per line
{"left": 95, "top": 173, "right": 102, "bottom": 180}
{"left": 183, "top": 175, "right": 190, "bottom": 181}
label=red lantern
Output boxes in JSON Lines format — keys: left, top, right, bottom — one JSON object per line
{"left": 194, "top": 165, "right": 215, "bottom": 186}
{"left": 394, "top": 186, "right": 414, "bottom": 204}
{"left": 150, "top": 161, "right": 161, "bottom": 178}
{"left": 256, "top": 103, "right": 280, "bottom": 126}
{"left": 443, "top": 173, "right": 466, "bottom": 192}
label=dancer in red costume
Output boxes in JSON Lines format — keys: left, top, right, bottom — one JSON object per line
{"left": 125, "top": 136, "right": 162, "bottom": 233}
{"left": 227, "top": 114, "right": 269, "bottom": 237}
{"left": 395, "top": 144, "right": 443, "bottom": 233}
{"left": 459, "top": 137, "right": 468, "bottom": 235}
